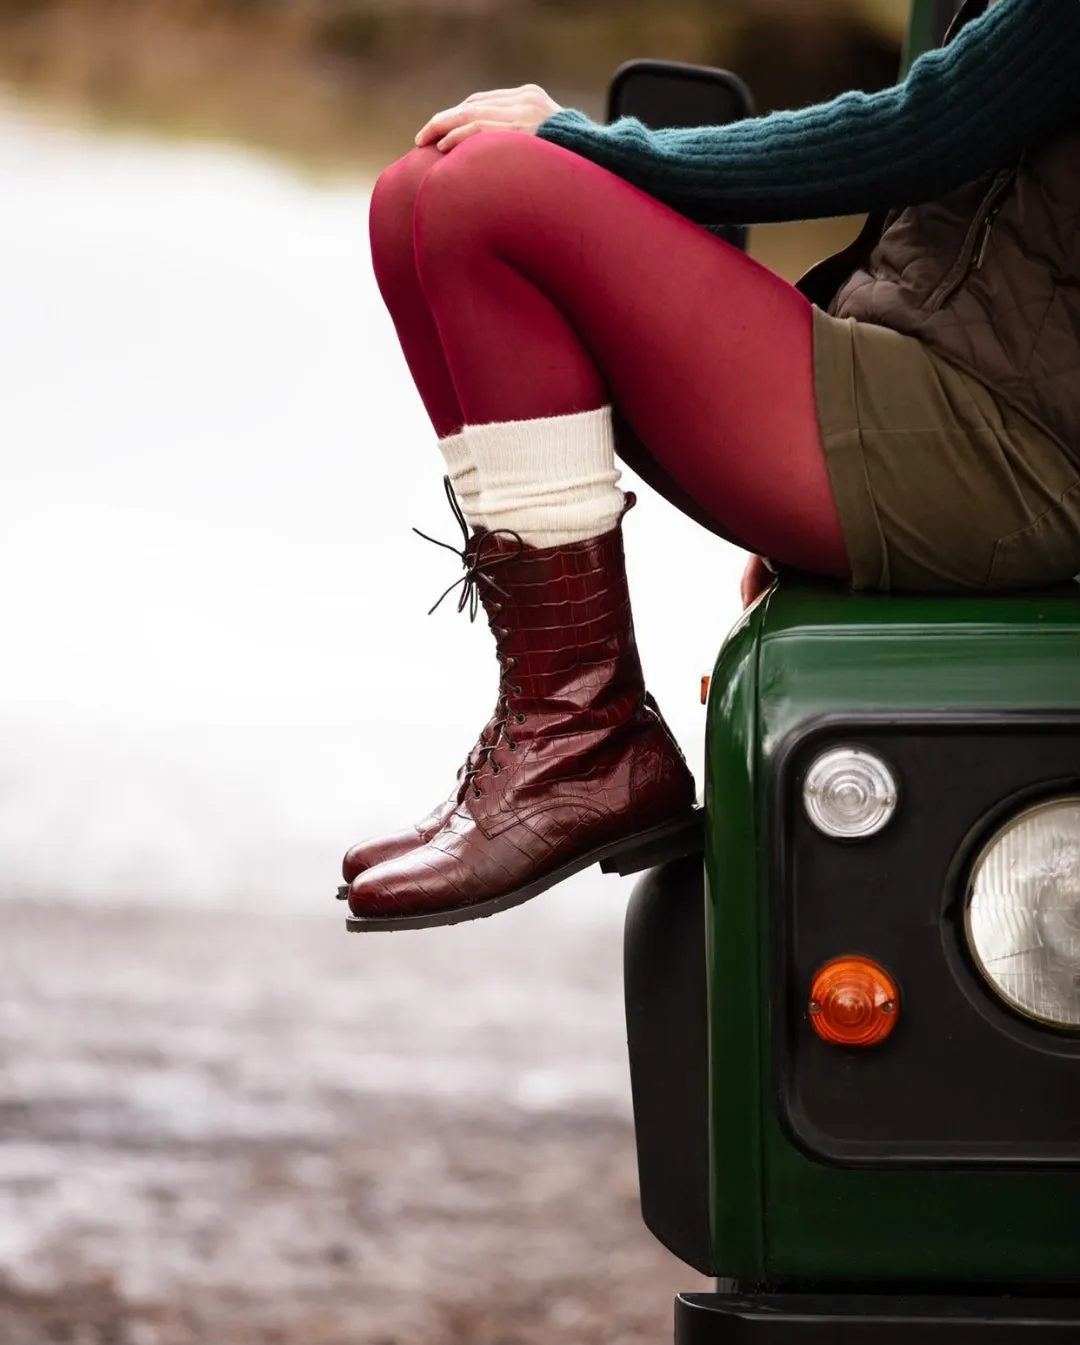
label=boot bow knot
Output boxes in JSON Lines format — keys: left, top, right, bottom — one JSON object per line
{"left": 412, "top": 475, "right": 523, "bottom": 622}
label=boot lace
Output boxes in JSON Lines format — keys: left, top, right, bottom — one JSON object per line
{"left": 413, "top": 476, "right": 526, "bottom": 797}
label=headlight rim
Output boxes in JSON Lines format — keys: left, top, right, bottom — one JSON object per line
{"left": 963, "top": 790, "right": 1080, "bottom": 1033}
{"left": 934, "top": 776, "right": 1080, "bottom": 1058}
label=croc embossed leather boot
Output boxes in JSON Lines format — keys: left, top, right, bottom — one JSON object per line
{"left": 343, "top": 493, "right": 700, "bottom": 930}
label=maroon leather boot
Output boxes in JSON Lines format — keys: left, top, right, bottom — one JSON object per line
{"left": 344, "top": 496, "right": 699, "bottom": 930}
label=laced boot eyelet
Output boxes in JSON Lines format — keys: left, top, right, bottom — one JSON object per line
{"left": 515, "top": 713, "right": 526, "bottom": 724}
{"left": 473, "top": 785, "right": 482, "bottom": 798}
{"left": 507, "top": 740, "right": 518, "bottom": 751}
{"left": 512, "top": 685, "right": 522, "bottom": 696}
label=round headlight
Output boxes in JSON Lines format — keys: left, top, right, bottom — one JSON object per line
{"left": 803, "top": 747, "right": 899, "bottom": 839}
{"left": 966, "top": 796, "right": 1080, "bottom": 1029}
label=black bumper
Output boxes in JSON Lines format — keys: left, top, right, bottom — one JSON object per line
{"left": 675, "top": 1293, "right": 1080, "bottom": 1342}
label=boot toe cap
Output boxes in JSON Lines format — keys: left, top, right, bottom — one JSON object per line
{"left": 341, "top": 832, "right": 416, "bottom": 883}
{"left": 347, "top": 840, "right": 488, "bottom": 920}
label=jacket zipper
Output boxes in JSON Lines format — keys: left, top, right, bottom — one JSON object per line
{"left": 928, "top": 164, "right": 1020, "bottom": 310}
{"left": 973, "top": 202, "right": 1003, "bottom": 270}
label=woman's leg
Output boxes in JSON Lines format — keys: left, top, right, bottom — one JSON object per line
{"left": 347, "top": 133, "right": 846, "bottom": 927}
{"left": 369, "top": 132, "right": 849, "bottom": 576}
{"left": 368, "top": 145, "right": 464, "bottom": 440}
{"left": 367, "top": 145, "right": 482, "bottom": 518}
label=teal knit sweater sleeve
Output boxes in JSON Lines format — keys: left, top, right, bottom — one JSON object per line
{"left": 534, "top": 0, "right": 1080, "bottom": 224}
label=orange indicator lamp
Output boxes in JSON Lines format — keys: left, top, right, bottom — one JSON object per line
{"left": 808, "top": 956, "right": 899, "bottom": 1047}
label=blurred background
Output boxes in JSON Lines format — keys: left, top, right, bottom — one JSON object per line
{"left": 0, "top": 1, "right": 907, "bottom": 1341}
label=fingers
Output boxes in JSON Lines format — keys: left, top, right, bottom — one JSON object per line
{"left": 416, "top": 84, "right": 549, "bottom": 145}
{"left": 415, "top": 103, "right": 518, "bottom": 147}
{"left": 740, "top": 554, "right": 770, "bottom": 609}
{"left": 415, "top": 104, "right": 474, "bottom": 147}
{"left": 739, "top": 571, "right": 753, "bottom": 609}
{"left": 463, "top": 83, "right": 542, "bottom": 103}
{"left": 462, "top": 89, "right": 525, "bottom": 104}
{"left": 433, "top": 120, "right": 510, "bottom": 152}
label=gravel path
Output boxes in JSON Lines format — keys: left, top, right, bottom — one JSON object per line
{"left": 0, "top": 899, "right": 709, "bottom": 1344}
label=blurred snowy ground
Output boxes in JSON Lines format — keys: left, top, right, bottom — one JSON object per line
{"left": 0, "top": 105, "right": 741, "bottom": 1339}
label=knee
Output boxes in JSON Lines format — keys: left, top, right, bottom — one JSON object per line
{"left": 412, "top": 131, "right": 549, "bottom": 242}
{"left": 368, "top": 145, "right": 443, "bottom": 267}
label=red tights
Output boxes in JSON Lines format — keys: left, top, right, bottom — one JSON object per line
{"left": 367, "top": 131, "right": 849, "bottom": 577}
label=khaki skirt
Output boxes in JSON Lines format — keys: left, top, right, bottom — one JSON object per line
{"left": 812, "top": 307, "right": 1080, "bottom": 593}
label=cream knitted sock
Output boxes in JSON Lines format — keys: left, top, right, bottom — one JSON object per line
{"left": 438, "top": 428, "right": 484, "bottom": 529}
{"left": 464, "top": 405, "right": 624, "bottom": 547}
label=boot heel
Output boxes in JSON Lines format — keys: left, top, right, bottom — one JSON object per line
{"left": 599, "top": 807, "right": 704, "bottom": 877}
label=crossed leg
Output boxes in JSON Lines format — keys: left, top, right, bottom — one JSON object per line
{"left": 368, "top": 131, "right": 849, "bottom": 576}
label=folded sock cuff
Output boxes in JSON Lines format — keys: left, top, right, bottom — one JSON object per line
{"left": 466, "top": 406, "right": 624, "bottom": 546}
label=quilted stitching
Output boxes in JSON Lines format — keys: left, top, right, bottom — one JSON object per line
{"left": 829, "top": 124, "right": 1080, "bottom": 463}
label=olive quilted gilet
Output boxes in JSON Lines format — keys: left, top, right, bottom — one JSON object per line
{"left": 821, "top": 120, "right": 1080, "bottom": 464}
{"left": 797, "top": 0, "right": 1080, "bottom": 467}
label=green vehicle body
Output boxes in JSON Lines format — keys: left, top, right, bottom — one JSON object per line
{"left": 704, "top": 581, "right": 1080, "bottom": 1286}
{"left": 613, "top": 1, "right": 1080, "bottom": 1336}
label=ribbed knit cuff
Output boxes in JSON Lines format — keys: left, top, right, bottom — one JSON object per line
{"left": 465, "top": 405, "right": 624, "bottom": 547}
{"left": 437, "top": 429, "right": 483, "bottom": 529}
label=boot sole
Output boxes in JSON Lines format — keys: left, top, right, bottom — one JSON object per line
{"left": 339, "top": 806, "right": 704, "bottom": 932}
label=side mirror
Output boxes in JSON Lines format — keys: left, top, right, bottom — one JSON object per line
{"left": 606, "top": 59, "right": 754, "bottom": 131}
{"left": 605, "top": 59, "right": 754, "bottom": 251}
